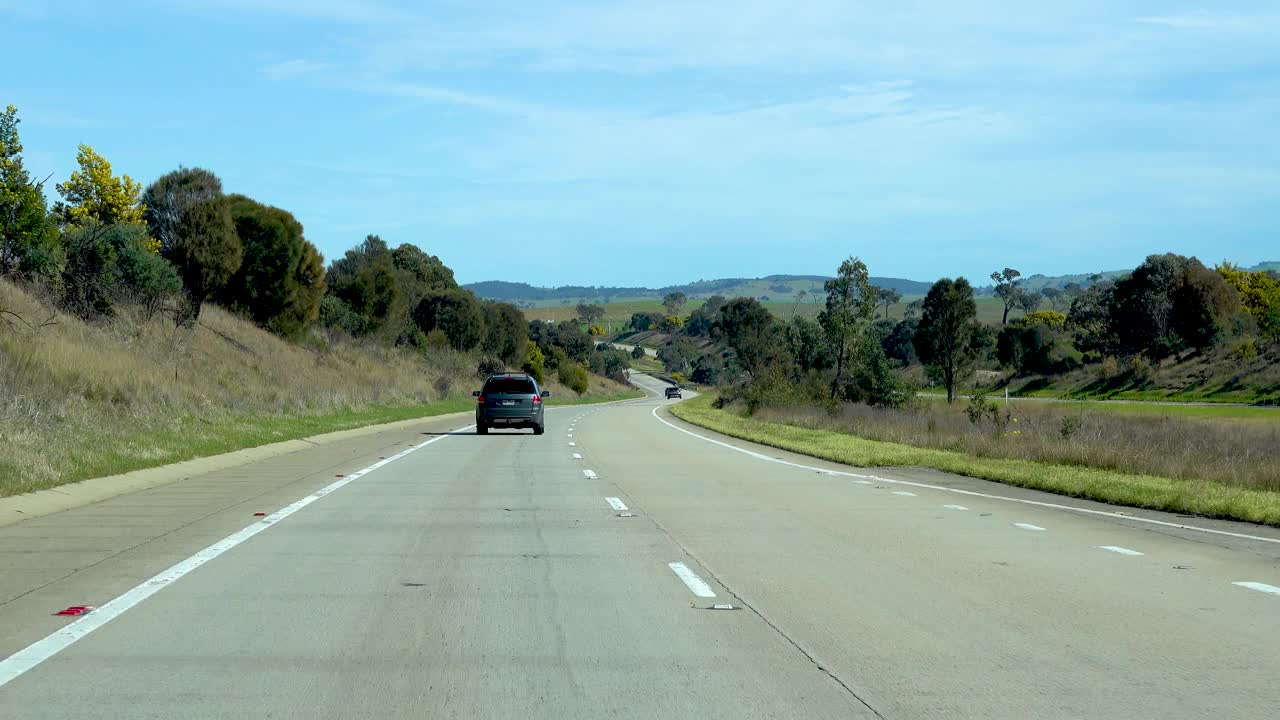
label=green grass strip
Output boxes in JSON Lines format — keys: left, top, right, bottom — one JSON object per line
{"left": 670, "top": 395, "right": 1280, "bottom": 527}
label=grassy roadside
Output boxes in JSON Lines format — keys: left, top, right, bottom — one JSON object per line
{"left": 917, "top": 394, "right": 1279, "bottom": 419}
{"left": 669, "top": 395, "right": 1280, "bottom": 527}
{"left": 0, "top": 401, "right": 474, "bottom": 499}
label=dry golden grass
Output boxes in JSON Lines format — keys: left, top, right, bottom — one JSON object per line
{"left": 0, "top": 278, "right": 471, "bottom": 495}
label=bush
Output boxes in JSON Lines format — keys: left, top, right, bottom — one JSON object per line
{"left": 1128, "top": 355, "right": 1156, "bottom": 386}
{"left": 1233, "top": 338, "right": 1259, "bottom": 363}
{"left": 319, "top": 295, "right": 369, "bottom": 336}
{"left": 60, "top": 223, "right": 180, "bottom": 320}
{"left": 631, "top": 345, "right": 646, "bottom": 359}
{"left": 476, "top": 356, "right": 504, "bottom": 378}
{"left": 521, "top": 340, "right": 545, "bottom": 383}
{"left": 588, "top": 324, "right": 606, "bottom": 336}
{"left": 559, "top": 362, "right": 589, "bottom": 395}
{"left": 1098, "top": 355, "right": 1120, "bottom": 379}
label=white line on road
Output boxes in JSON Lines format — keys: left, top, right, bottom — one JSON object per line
{"left": 1014, "top": 523, "right": 1047, "bottom": 531}
{"left": 583, "top": 469, "right": 599, "bottom": 479}
{"left": 853, "top": 480, "right": 872, "bottom": 485}
{"left": 944, "top": 504, "right": 969, "bottom": 511}
{"left": 0, "top": 424, "right": 472, "bottom": 690}
{"left": 650, "top": 407, "right": 1280, "bottom": 547}
{"left": 892, "top": 491, "right": 917, "bottom": 497}
{"left": 1233, "top": 582, "right": 1280, "bottom": 596}
{"left": 572, "top": 453, "right": 583, "bottom": 459}
{"left": 668, "top": 562, "right": 717, "bottom": 598}
{"left": 606, "top": 497, "right": 628, "bottom": 511}
{"left": 1098, "top": 546, "right": 1144, "bottom": 556}
{"left": 569, "top": 442, "right": 576, "bottom": 447}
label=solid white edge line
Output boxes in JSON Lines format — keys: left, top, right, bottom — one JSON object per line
{"left": 650, "top": 406, "right": 1280, "bottom": 546}
{"left": 892, "top": 491, "right": 917, "bottom": 497}
{"left": 1233, "top": 581, "right": 1280, "bottom": 595}
{"left": 668, "top": 562, "right": 717, "bottom": 598}
{"left": 944, "top": 504, "right": 969, "bottom": 511}
{"left": 0, "top": 424, "right": 472, "bottom": 689}
{"left": 1098, "top": 546, "right": 1144, "bottom": 556}
{"left": 606, "top": 497, "right": 628, "bottom": 511}
{"left": 1014, "top": 523, "right": 1047, "bottom": 531}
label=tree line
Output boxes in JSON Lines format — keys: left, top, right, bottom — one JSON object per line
{"left": 636, "top": 252, "right": 1280, "bottom": 408}
{"left": 0, "top": 105, "right": 631, "bottom": 395}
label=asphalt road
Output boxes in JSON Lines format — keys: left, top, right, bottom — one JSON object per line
{"left": 2, "top": 375, "right": 1279, "bottom": 718}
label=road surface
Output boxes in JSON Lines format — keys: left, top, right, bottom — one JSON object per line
{"left": 1, "top": 374, "right": 1278, "bottom": 718}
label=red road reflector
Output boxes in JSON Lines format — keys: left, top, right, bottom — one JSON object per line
{"left": 253, "top": 512, "right": 267, "bottom": 517}
{"left": 55, "top": 605, "right": 94, "bottom": 616}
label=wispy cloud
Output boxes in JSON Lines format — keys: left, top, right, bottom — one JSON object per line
{"left": 1135, "top": 11, "right": 1255, "bottom": 31}
{"left": 258, "top": 59, "right": 329, "bottom": 79}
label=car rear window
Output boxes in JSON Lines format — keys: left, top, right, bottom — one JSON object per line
{"left": 484, "top": 378, "right": 536, "bottom": 394}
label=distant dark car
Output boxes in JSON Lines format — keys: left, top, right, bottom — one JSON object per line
{"left": 665, "top": 386, "right": 682, "bottom": 399}
{"left": 473, "top": 374, "right": 548, "bottom": 435}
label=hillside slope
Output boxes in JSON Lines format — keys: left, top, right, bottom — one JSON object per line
{"left": 0, "top": 280, "right": 637, "bottom": 496}
{"left": 466, "top": 274, "right": 933, "bottom": 304}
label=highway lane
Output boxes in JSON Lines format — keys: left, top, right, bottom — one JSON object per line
{"left": 2, "top": 376, "right": 1279, "bottom": 718}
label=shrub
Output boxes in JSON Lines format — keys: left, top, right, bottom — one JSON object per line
{"left": 1232, "top": 338, "right": 1258, "bottom": 363}
{"left": 1099, "top": 355, "right": 1120, "bottom": 379}
{"left": 60, "top": 222, "right": 180, "bottom": 320}
{"left": 1128, "top": 355, "right": 1156, "bottom": 385}
{"left": 588, "top": 324, "right": 606, "bottom": 336}
{"left": 560, "top": 362, "right": 589, "bottom": 395}
{"left": 631, "top": 345, "right": 646, "bottom": 359}
{"left": 521, "top": 340, "right": 545, "bottom": 383}
{"left": 476, "top": 356, "right": 504, "bottom": 378}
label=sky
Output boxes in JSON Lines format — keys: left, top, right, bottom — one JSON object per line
{"left": 2, "top": 1, "right": 1278, "bottom": 288}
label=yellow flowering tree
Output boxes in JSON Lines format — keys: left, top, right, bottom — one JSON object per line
{"left": 54, "top": 145, "right": 152, "bottom": 250}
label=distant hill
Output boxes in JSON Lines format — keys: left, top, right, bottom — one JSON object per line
{"left": 1251, "top": 261, "right": 1280, "bottom": 273}
{"left": 465, "top": 274, "right": 933, "bottom": 305}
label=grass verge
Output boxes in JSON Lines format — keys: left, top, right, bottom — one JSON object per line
{"left": 0, "top": 401, "right": 474, "bottom": 498}
{"left": 669, "top": 394, "right": 1280, "bottom": 527}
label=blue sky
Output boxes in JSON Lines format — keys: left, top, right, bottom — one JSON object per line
{"left": 3, "top": 1, "right": 1277, "bottom": 287}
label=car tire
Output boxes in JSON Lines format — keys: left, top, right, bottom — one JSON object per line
{"left": 533, "top": 423, "right": 544, "bottom": 436}
{"left": 476, "top": 421, "right": 488, "bottom": 435}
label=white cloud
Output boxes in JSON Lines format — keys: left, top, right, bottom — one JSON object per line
{"left": 1135, "top": 11, "right": 1255, "bottom": 31}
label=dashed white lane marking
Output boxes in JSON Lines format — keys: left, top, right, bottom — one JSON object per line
{"left": 606, "top": 497, "right": 628, "bottom": 511}
{"left": 892, "top": 491, "right": 917, "bottom": 497}
{"left": 569, "top": 442, "right": 576, "bottom": 447}
{"left": 583, "top": 469, "right": 599, "bottom": 479}
{"left": 1014, "top": 523, "right": 1046, "bottom": 532}
{"left": 0, "top": 424, "right": 472, "bottom": 689}
{"left": 1098, "top": 546, "right": 1144, "bottom": 556}
{"left": 668, "top": 562, "right": 717, "bottom": 598}
{"left": 1233, "top": 582, "right": 1280, "bottom": 596}
{"left": 944, "top": 504, "right": 969, "bottom": 511}
{"left": 572, "top": 453, "right": 583, "bottom": 460}
{"left": 650, "top": 407, "right": 1280, "bottom": 547}
{"left": 853, "top": 480, "right": 872, "bottom": 485}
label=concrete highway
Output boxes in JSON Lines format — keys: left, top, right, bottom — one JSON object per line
{"left": 1, "top": 375, "right": 1278, "bottom": 718}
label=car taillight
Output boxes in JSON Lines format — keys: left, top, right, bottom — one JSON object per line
{"left": 532, "top": 394, "right": 541, "bottom": 404}
{"left": 477, "top": 395, "right": 484, "bottom": 403}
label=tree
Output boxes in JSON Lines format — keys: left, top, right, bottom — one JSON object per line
{"left": 818, "top": 257, "right": 878, "bottom": 399}
{"left": 1016, "top": 290, "right": 1041, "bottom": 314}
{"left": 1040, "top": 287, "right": 1065, "bottom": 311}
{"left": 327, "top": 235, "right": 399, "bottom": 333}
{"left": 0, "top": 105, "right": 57, "bottom": 278}
{"left": 576, "top": 302, "right": 605, "bottom": 325}
{"left": 877, "top": 287, "right": 902, "bottom": 319}
{"left": 1218, "top": 263, "right": 1280, "bottom": 342}
{"left": 662, "top": 292, "right": 687, "bottom": 315}
{"left": 914, "top": 277, "right": 978, "bottom": 402}
{"left": 629, "top": 311, "right": 663, "bottom": 332}
{"left": 217, "top": 195, "right": 325, "bottom": 337}
{"left": 713, "top": 297, "right": 789, "bottom": 378}
{"left": 54, "top": 145, "right": 147, "bottom": 240}
{"left": 881, "top": 318, "right": 918, "bottom": 365}
{"left": 631, "top": 345, "right": 646, "bottom": 359}
{"left": 481, "top": 301, "right": 528, "bottom": 365}
{"left": 786, "top": 315, "right": 833, "bottom": 372}
{"left": 685, "top": 295, "right": 725, "bottom": 336}
{"left": 412, "top": 289, "right": 484, "bottom": 352}
{"left": 990, "top": 267, "right": 1022, "bottom": 325}
{"left": 1107, "top": 254, "right": 1235, "bottom": 358}
{"left": 391, "top": 243, "right": 456, "bottom": 291}
{"left": 142, "top": 168, "right": 241, "bottom": 324}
